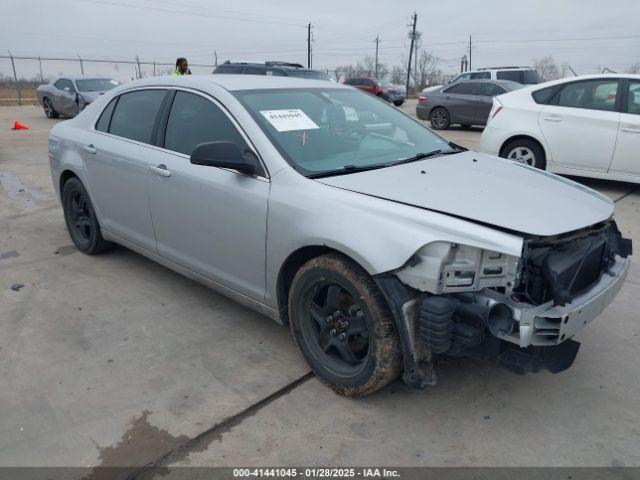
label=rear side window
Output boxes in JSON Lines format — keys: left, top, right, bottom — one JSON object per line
{"left": 470, "top": 72, "right": 491, "bottom": 79}
{"left": 95, "top": 98, "right": 117, "bottom": 132}
{"left": 496, "top": 70, "right": 522, "bottom": 82}
{"left": 163, "top": 91, "right": 248, "bottom": 155}
{"left": 532, "top": 86, "right": 556, "bottom": 104}
{"left": 446, "top": 82, "right": 477, "bottom": 94}
{"left": 109, "top": 90, "right": 166, "bottom": 143}
{"left": 213, "top": 65, "right": 238, "bottom": 74}
{"left": 479, "top": 83, "right": 506, "bottom": 96}
{"left": 557, "top": 80, "right": 619, "bottom": 112}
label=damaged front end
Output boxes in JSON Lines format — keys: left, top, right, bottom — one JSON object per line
{"left": 375, "top": 220, "right": 632, "bottom": 389}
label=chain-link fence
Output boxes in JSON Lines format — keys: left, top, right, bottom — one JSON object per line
{"left": 0, "top": 53, "right": 216, "bottom": 106}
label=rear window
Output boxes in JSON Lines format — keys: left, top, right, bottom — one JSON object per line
{"left": 213, "top": 65, "right": 240, "bottom": 74}
{"left": 532, "top": 86, "right": 556, "bottom": 104}
{"left": 108, "top": 90, "right": 166, "bottom": 144}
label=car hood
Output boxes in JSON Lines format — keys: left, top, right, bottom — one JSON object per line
{"left": 316, "top": 151, "right": 614, "bottom": 236}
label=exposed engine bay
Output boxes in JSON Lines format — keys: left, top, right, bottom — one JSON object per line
{"left": 377, "top": 220, "right": 632, "bottom": 388}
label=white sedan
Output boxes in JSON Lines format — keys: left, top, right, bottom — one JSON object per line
{"left": 480, "top": 74, "right": 640, "bottom": 184}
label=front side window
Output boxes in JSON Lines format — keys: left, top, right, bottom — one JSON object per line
{"left": 470, "top": 72, "right": 491, "bottom": 80}
{"left": 108, "top": 90, "right": 166, "bottom": 143}
{"left": 627, "top": 81, "right": 640, "bottom": 115}
{"left": 164, "top": 91, "right": 248, "bottom": 155}
{"left": 235, "top": 88, "right": 454, "bottom": 177}
{"left": 451, "top": 73, "right": 470, "bottom": 84}
{"left": 54, "top": 79, "right": 75, "bottom": 92}
{"left": 496, "top": 70, "right": 523, "bottom": 82}
{"left": 244, "top": 66, "right": 265, "bottom": 75}
{"left": 557, "top": 80, "right": 619, "bottom": 112}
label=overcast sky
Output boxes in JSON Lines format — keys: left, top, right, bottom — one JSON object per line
{"left": 2, "top": 0, "right": 639, "bottom": 80}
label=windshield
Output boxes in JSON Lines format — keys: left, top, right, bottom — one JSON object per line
{"left": 75, "top": 79, "right": 119, "bottom": 92}
{"left": 235, "top": 88, "right": 456, "bottom": 177}
{"left": 286, "top": 69, "right": 331, "bottom": 81}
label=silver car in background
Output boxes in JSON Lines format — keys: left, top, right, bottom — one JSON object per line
{"left": 48, "top": 75, "right": 631, "bottom": 397}
{"left": 417, "top": 79, "right": 523, "bottom": 129}
{"left": 37, "top": 76, "right": 119, "bottom": 118}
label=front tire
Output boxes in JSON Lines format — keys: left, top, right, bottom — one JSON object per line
{"left": 393, "top": 100, "right": 404, "bottom": 106}
{"left": 429, "top": 107, "right": 450, "bottom": 130}
{"left": 502, "top": 138, "right": 546, "bottom": 169}
{"left": 289, "top": 254, "right": 402, "bottom": 397}
{"left": 42, "top": 97, "right": 59, "bottom": 119}
{"left": 62, "top": 177, "right": 113, "bottom": 254}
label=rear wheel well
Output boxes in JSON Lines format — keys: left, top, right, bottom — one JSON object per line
{"left": 59, "top": 170, "right": 79, "bottom": 195}
{"left": 500, "top": 135, "right": 546, "bottom": 160}
{"left": 277, "top": 246, "right": 362, "bottom": 325}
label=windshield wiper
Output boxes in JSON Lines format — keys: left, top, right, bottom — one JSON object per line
{"left": 390, "top": 148, "right": 461, "bottom": 167}
{"left": 307, "top": 163, "right": 388, "bottom": 179}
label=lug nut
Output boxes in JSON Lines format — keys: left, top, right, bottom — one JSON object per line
{"left": 330, "top": 329, "right": 336, "bottom": 335}
{"left": 326, "top": 316, "right": 333, "bottom": 323}
{"left": 339, "top": 333, "right": 346, "bottom": 341}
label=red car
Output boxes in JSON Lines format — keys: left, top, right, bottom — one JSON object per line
{"left": 343, "top": 77, "right": 406, "bottom": 106}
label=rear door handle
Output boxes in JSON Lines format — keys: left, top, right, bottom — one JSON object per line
{"left": 82, "top": 144, "right": 97, "bottom": 154}
{"left": 149, "top": 164, "right": 171, "bottom": 177}
{"left": 543, "top": 115, "right": 562, "bottom": 123}
{"left": 621, "top": 125, "right": 640, "bottom": 134}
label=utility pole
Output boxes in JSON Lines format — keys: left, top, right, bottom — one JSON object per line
{"left": 78, "top": 54, "right": 84, "bottom": 75}
{"left": 38, "top": 56, "right": 44, "bottom": 82}
{"left": 307, "top": 23, "right": 313, "bottom": 68}
{"left": 468, "top": 35, "right": 472, "bottom": 71}
{"left": 136, "top": 55, "right": 141, "bottom": 79}
{"left": 8, "top": 50, "right": 21, "bottom": 106}
{"left": 414, "top": 32, "right": 421, "bottom": 87}
{"left": 405, "top": 12, "right": 417, "bottom": 96}
{"left": 214, "top": 50, "right": 218, "bottom": 66}
{"left": 374, "top": 35, "right": 380, "bottom": 78}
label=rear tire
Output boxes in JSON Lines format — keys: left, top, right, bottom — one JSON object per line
{"left": 62, "top": 177, "right": 113, "bottom": 254}
{"left": 501, "top": 138, "right": 546, "bottom": 169}
{"left": 42, "top": 97, "right": 59, "bottom": 119}
{"left": 429, "top": 107, "right": 450, "bottom": 130}
{"left": 289, "top": 254, "right": 402, "bottom": 397}
{"left": 393, "top": 100, "right": 404, "bottom": 106}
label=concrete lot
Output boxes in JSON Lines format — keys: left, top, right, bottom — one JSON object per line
{"left": 1, "top": 102, "right": 639, "bottom": 472}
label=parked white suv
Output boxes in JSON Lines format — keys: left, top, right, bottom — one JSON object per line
{"left": 480, "top": 74, "right": 640, "bottom": 184}
{"left": 449, "top": 66, "right": 540, "bottom": 85}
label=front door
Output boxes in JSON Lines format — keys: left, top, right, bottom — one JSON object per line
{"left": 538, "top": 78, "right": 620, "bottom": 172}
{"left": 609, "top": 80, "right": 640, "bottom": 178}
{"left": 147, "top": 90, "right": 269, "bottom": 301}
{"left": 53, "top": 79, "right": 79, "bottom": 117}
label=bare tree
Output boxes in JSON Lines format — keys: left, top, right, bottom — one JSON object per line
{"left": 533, "top": 55, "right": 560, "bottom": 82}
{"left": 390, "top": 65, "right": 405, "bottom": 84}
{"left": 626, "top": 62, "right": 640, "bottom": 74}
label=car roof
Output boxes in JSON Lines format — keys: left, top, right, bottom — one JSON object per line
{"left": 113, "top": 74, "right": 348, "bottom": 93}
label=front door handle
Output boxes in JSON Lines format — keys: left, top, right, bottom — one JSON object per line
{"left": 150, "top": 164, "right": 171, "bottom": 177}
{"left": 543, "top": 115, "right": 562, "bottom": 123}
{"left": 82, "top": 144, "right": 97, "bottom": 154}
{"left": 621, "top": 125, "right": 640, "bottom": 134}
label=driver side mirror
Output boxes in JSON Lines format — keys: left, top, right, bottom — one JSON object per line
{"left": 190, "top": 141, "right": 259, "bottom": 175}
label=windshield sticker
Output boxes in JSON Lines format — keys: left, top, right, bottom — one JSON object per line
{"left": 260, "top": 109, "right": 319, "bottom": 132}
{"left": 342, "top": 106, "right": 359, "bottom": 121}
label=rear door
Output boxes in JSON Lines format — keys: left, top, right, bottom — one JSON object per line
{"left": 146, "top": 89, "right": 269, "bottom": 301}
{"left": 85, "top": 88, "right": 167, "bottom": 250}
{"left": 475, "top": 83, "right": 506, "bottom": 125}
{"left": 442, "top": 82, "right": 480, "bottom": 124}
{"left": 538, "top": 78, "right": 621, "bottom": 172}
{"left": 609, "top": 79, "right": 640, "bottom": 178}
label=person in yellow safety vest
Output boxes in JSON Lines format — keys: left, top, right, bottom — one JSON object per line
{"left": 171, "top": 57, "right": 192, "bottom": 76}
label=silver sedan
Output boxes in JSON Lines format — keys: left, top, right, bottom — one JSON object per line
{"left": 48, "top": 75, "right": 631, "bottom": 396}
{"left": 37, "top": 76, "right": 118, "bottom": 118}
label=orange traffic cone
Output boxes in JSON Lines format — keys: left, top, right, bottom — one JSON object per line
{"left": 12, "top": 121, "right": 29, "bottom": 130}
